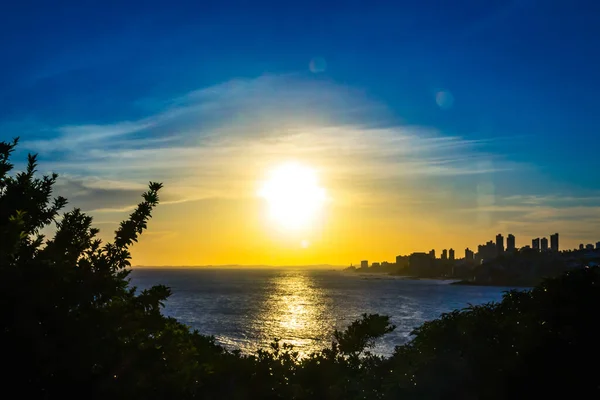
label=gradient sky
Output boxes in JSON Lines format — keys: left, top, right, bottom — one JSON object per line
{"left": 1, "top": 0, "right": 599, "bottom": 265}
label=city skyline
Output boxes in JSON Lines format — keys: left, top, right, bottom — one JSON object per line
{"left": 358, "top": 231, "right": 600, "bottom": 267}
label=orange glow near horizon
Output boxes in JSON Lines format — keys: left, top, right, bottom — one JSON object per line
{"left": 78, "top": 115, "right": 596, "bottom": 267}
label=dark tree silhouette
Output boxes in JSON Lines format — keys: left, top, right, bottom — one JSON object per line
{"left": 0, "top": 138, "right": 218, "bottom": 398}
{"left": 382, "top": 267, "right": 600, "bottom": 399}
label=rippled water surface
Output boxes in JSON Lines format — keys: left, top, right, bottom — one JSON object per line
{"left": 130, "top": 268, "right": 517, "bottom": 355}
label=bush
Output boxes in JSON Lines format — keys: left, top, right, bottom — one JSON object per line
{"left": 0, "top": 139, "right": 222, "bottom": 398}
{"left": 382, "top": 267, "right": 600, "bottom": 399}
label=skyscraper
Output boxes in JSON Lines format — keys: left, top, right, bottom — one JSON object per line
{"left": 429, "top": 249, "right": 436, "bottom": 259}
{"left": 532, "top": 238, "right": 540, "bottom": 251}
{"left": 550, "top": 233, "right": 559, "bottom": 252}
{"left": 579, "top": 243, "right": 584, "bottom": 250}
{"left": 441, "top": 249, "right": 448, "bottom": 260}
{"left": 396, "top": 255, "right": 409, "bottom": 269}
{"left": 360, "top": 260, "right": 368, "bottom": 269}
{"left": 541, "top": 237, "right": 549, "bottom": 251}
{"left": 449, "top": 248, "right": 455, "bottom": 261}
{"left": 596, "top": 242, "right": 600, "bottom": 250}
{"left": 409, "top": 252, "right": 433, "bottom": 272}
{"left": 465, "top": 248, "right": 474, "bottom": 260}
{"left": 496, "top": 234, "right": 504, "bottom": 255}
{"left": 507, "top": 234, "right": 516, "bottom": 253}
{"left": 477, "top": 241, "right": 497, "bottom": 263}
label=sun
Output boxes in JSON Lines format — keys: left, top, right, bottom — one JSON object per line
{"left": 258, "top": 163, "right": 327, "bottom": 231}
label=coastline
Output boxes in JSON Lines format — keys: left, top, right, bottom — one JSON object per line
{"left": 451, "top": 280, "right": 533, "bottom": 288}
{"left": 345, "top": 270, "right": 533, "bottom": 288}
{"left": 347, "top": 271, "right": 461, "bottom": 284}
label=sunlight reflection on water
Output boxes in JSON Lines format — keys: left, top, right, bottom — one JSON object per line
{"left": 258, "top": 271, "right": 327, "bottom": 355}
{"left": 131, "top": 268, "right": 516, "bottom": 356}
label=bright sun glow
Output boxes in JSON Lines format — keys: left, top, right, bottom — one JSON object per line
{"left": 258, "top": 163, "right": 327, "bottom": 231}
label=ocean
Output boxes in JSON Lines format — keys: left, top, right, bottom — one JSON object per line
{"left": 130, "top": 268, "right": 518, "bottom": 356}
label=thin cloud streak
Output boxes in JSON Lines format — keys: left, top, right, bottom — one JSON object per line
{"left": 457, "top": 193, "right": 600, "bottom": 248}
{"left": 23, "top": 74, "right": 518, "bottom": 214}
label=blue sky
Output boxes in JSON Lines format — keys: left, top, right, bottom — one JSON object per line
{"left": 1, "top": 0, "right": 599, "bottom": 262}
{"left": 2, "top": 1, "right": 598, "bottom": 175}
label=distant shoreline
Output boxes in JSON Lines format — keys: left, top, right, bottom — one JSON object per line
{"left": 345, "top": 270, "right": 532, "bottom": 288}
{"left": 133, "top": 265, "right": 346, "bottom": 269}
{"left": 451, "top": 280, "right": 533, "bottom": 288}
{"left": 365, "top": 274, "right": 458, "bottom": 282}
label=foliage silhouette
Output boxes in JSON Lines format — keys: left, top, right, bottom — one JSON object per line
{"left": 0, "top": 138, "right": 211, "bottom": 398}
{"left": 1, "top": 138, "right": 599, "bottom": 399}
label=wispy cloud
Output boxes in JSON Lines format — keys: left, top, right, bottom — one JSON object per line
{"left": 23, "top": 121, "right": 155, "bottom": 152}
{"left": 456, "top": 193, "right": 600, "bottom": 247}
{"left": 21, "top": 74, "right": 517, "bottom": 214}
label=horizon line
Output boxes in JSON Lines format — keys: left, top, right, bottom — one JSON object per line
{"left": 132, "top": 264, "right": 347, "bottom": 269}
